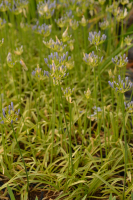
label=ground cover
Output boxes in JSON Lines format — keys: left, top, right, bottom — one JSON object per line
{"left": 0, "top": 0, "right": 133, "bottom": 200}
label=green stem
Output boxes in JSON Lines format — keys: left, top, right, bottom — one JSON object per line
{"left": 121, "top": 93, "right": 127, "bottom": 200}
{"left": 69, "top": 102, "right": 74, "bottom": 174}
{"left": 11, "top": 124, "right": 29, "bottom": 193}
{"left": 59, "top": 83, "right": 73, "bottom": 174}
{"left": 51, "top": 84, "right": 56, "bottom": 163}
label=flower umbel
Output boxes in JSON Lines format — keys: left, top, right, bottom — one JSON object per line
{"left": 112, "top": 54, "right": 128, "bottom": 68}
{"left": 37, "top": 0, "right": 56, "bottom": 19}
{"left": 0, "top": 38, "right": 4, "bottom": 47}
{"left": 70, "top": 19, "right": 79, "bottom": 30}
{"left": 32, "top": 21, "right": 52, "bottom": 37}
{"left": 48, "top": 61, "right": 68, "bottom": 85}
{"left": 124, "top": 101, "right": 133, "bottom": 113}
{"left": 83, "top": 51, "right": 103, "bottom": 68}
{"left": 84, "top": 88, "right": 91, "bottom": 99}
{"left": 0, "top": 102, "right": 20, "bottom": 125}
{"left": 61, "top": 87, "right": 74, "bottom": 103}
{"left": 108, "top": 75, "right": 133, "bottom": 93}
{"left": 99, "top": 19, "right": 109, "bottom": 30}
{"left": 7, "top": 52, "right": 16, "bottom": 68}
{"left": 124, "top": 35, "right": 132, "bottom": 46}
{"left": 32, "top": 64, "right": 49, "bottom": 80}
{"left": 88, "top": 31, "right": 107, "bottom": 46}
{"left": 43, "top": 36, "right": 66, "bottom": 52}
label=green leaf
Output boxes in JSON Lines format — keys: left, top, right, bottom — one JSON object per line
{"left": 126, "top": 24, "right": 133, "bottom": 34}
{"left": 35, "top": 196, "right": 38, "bottom": 200}
{"left": 131, "top": 192, "right": 133, "bottom": 200}
{"left": 7, "top": 185, "right": 15, "bottom": 200}
{"left": 109, "top": 193, "right": 112, "bottom": 200}
{"left": 81, "top": 194, "right": 87, "bottom": 200}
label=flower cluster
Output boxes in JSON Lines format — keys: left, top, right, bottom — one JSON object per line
{"left": 120, "top": 0, "right": 129, "bottom": 6}
{"left": 62, "top": 27, "right": 72, "bottom": 42}
{"left": 84, "top": 88, "right": 91, "bottom": 99}
{"left": 70, "top": 19, "right": 79, "bottom": 30}
{"left": 7, "top": 52, "right": 16, "bottom": 68}
{"left": 112, "top": 54, "right": 128, "bottom": 68}
{"left": 124, "top": 35, "right": 132, "bottom": 46}
{"left": 44, "top": 51, "right": 68, "bottom": 65}
{"left": 0, "top": 102, "right": 20, "bottom": 125}
{"left": 61, "top": 87, "right": 74, "bottom": 103}
{"left": 14, "top": 45, "right": 23, "bottom": 56}
{"left": 32, "top": 21, "right": 52, "bottom": 37}
{"left": 108, "top": 68, "right": 117, "bottom": 79}
{"left": 55, "top": 17, "right": 68, "bottom": 28}
{"left": 127, "top": 2, "right": 132, "bottom": 9}
{"left": 108, "top": 75, "right": 133, "bottom": 93}
{"left": 89, "top": 106, "right": 102, "bottom": 120}
{"left": 67, "top": 39, "right": 75, "bottom": 51}
{"left": 43, "top": 36, "right": 66, "bottom": 52}
{"left": 37, "top": 0, "right": 56, "bottom": 19}
{"left": 79, "top": 15, "right": 87, "bottom": 27}
{"left": 0, "top": 18, "right": 6, "bottom": 29}
{"left": 0, "top": 38, "right": 4, "bottom": 47}
{"left": 0, "top": 1, "right": 10, "bottom": 12}
{"left": 99, "top": 19, "right": 109, "bottom": 30}
{"left": 116, "top": 8, "right": 128, "bottom": 21}
{"left": 44, "top": 51, "right": 74, "bottom": 71}
{"left": 83, "top": 51, "right": 103, "bottom": 68}
{"left": 10, "top": 1, "right": 23, "bottom": 15}
{"left": 124, "top": 101, "right": 133, "bottom": 113}
{"left": 88, "top": 31, "right": 107, "bottom": 46}
{"left": 98, "top": 0, "right": 106, "bottom": 5}
{"left": 75, "top": 6, "right": 83, "bottom": 17}
{"left": 49, "top": 61, "right": 69, "bottom": 85}
{"left": 19, "top": 0, "right": 29, "bottom": 8}
{"left": 106, "top": 1, "right": 119, "bottom": 14}
{"left": 68, "top": 0, "right": 78, "bottom": 11}
{"left": 32, "top": 64, "right": 49, "bottom": 80}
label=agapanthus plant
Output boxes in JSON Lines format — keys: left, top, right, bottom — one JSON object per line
{"left": 0, "top": 101, "right": 29, "bottom": 192}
